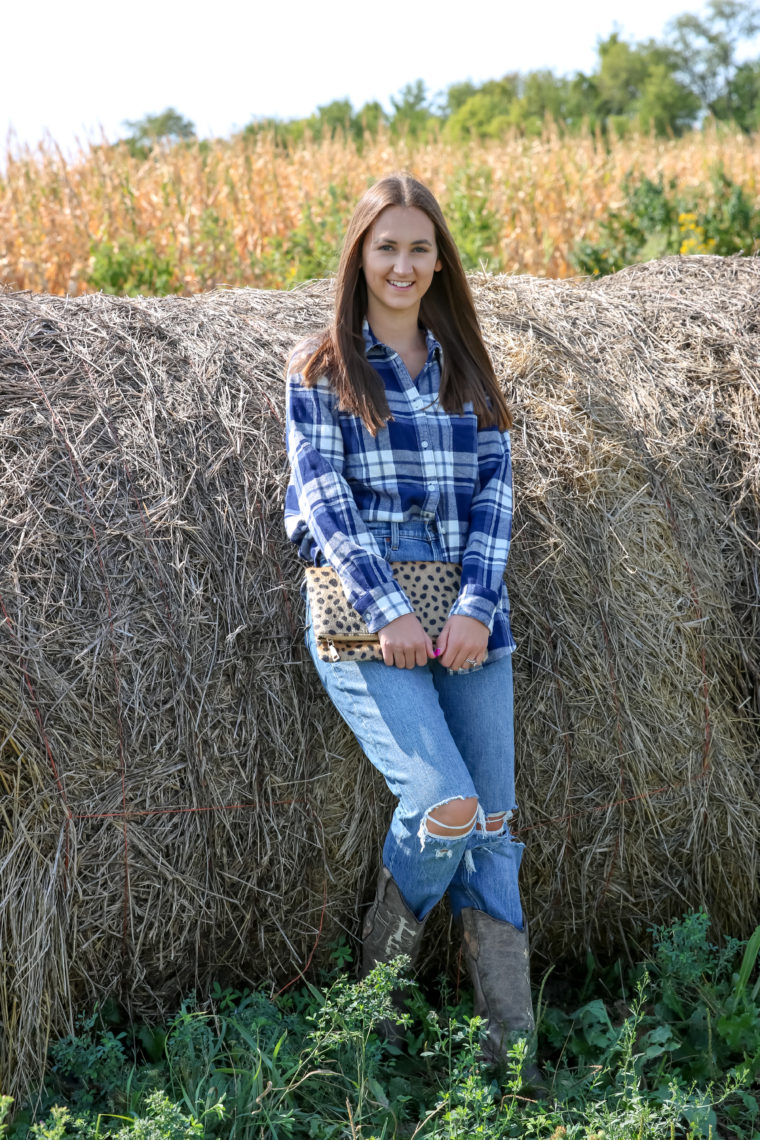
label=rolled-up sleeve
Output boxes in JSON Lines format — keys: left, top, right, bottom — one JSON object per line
{"left": 449, "top": 426, "right": 512, "bottom": 629}
{"left": 285, "top": 365, "right": 414, "bottom": 632}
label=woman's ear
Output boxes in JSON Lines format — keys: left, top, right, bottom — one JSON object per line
{"left": 435, "top": 259, "right": 442, "bottom": 272}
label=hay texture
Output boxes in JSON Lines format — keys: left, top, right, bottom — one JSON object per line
{"left": 1, "top": 257, "right": 759, "bottom": 1098}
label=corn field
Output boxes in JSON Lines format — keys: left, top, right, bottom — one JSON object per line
{"left": 2, "top": 124, "right": 759, "bottom": 295}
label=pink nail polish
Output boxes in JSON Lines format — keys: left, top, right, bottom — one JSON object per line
{"left": 434, "top": 648, "right": 442, "bottom": 657}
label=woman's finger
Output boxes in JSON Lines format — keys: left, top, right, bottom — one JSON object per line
{"left": 380, "top": 622, "right": 437, "bottom": 668}
{"left": 379, "top": 631, "right": 398, "bottom": 667}
{"left": 443, "top": 639, "right": 477, "bottom": 671}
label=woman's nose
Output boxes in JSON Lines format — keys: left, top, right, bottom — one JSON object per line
{"left": 393, "top": 252, "right": 412, "bottom": 274}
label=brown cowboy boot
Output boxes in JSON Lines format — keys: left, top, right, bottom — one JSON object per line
{"left": 360, "top": 866, "right": 428, "bottom": 1042}
{"left": 460, "top": 907, "right": 546, "bottom": 1090}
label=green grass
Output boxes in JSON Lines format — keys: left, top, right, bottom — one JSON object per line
{"left": 4, "top": 912, "right": 760, "bottom": 1139}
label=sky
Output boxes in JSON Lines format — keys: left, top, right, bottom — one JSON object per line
{"left": 1, "top": 0, "right": 755, "bottom": 152}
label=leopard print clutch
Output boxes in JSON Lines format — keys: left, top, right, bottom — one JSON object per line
{"left": 304, "top": 561, "right": 462, "bottom": 662}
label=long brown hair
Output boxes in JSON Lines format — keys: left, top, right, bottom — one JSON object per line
{"left": 298, "top": 173, "right": 511, "bottom": 435}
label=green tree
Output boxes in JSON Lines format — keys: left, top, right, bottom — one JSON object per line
{"left": 440, "top": 80, "right": 480, "bottom": 118}
{"left": 355, "top": 100, "right": 387, "bottom": 136}
{"left": 390, "top": 80, "right": 437, "bottom": 135}
{"left": 565, "top": 72, "right": 603, "bottom": 128}
{"left": 598, "top": 34, "right": 699, "bottom": 130}
{"left": 444, "top": 76, "right": 519, "bottom": 140}
{"left": 122, "top": 107, "right": 196, "bottom": 154}
{"left": 595, "top": 33, "right": 655, "bottom": 115}
{"left": 569, "top": 32, "right": 700, "bottom": 134}
{"left": 506, "top": 70, "right": 575, "bottom": 134}
{"left": 240, "top": 115, "right": 301, "bottom": 146}
{"left": 716, "top": 57, "right": 760, "bottom": 125}
{"left": 442, "top": 34, "right": 701, "bottom": 140}
{"left": 308, "top": 98, "right": 388, "bottom": 143}
{"left": 241, "top": 98, "right": 387, "bottom": 148}
{"left": 314, "top": 98, "right": 355, "bottom": 136}
{"left": 637, "top": 62, "right": 702, "bottom": 133}
{"left": 666, "top": 0, "right": 760, "bottom": 117}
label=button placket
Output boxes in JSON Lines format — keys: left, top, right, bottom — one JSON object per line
{"left": 418, "top": 414, "right": 440, "bottom": 505}
{"left": 391, "top": 352, "right": 441, "bottom": 510}
{"left": 421, "top": 394, "right": 451, "bottom": 508}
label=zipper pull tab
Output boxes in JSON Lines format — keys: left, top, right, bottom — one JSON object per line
{"left": 328, "top": 641, "right": 340, "bottom": 662}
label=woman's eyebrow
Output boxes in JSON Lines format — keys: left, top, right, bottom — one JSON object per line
{"left": 373, "top": 235, "right": 433, "bottom": 245}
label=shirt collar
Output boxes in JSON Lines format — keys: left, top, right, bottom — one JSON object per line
{"left": 362, "top": 318, "right": 443, "bottom": 364}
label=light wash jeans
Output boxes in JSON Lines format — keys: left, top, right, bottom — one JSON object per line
{"left": 304, "top": 520, "right": 524, "bottom": 927}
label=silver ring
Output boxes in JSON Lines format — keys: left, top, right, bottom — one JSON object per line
{"left": 465, "top": 656, "right": 479, "bottom": 665}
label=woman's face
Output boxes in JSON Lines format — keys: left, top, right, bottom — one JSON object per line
{"left": 361, "top": 205, "right": 442, "bottom": 320}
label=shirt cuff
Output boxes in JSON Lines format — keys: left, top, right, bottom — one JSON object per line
{"left": 449, "top": 584, "right": 499, "bottom": 631}
{"left": 354, "top": 580, "right": 415, "bottom": 633}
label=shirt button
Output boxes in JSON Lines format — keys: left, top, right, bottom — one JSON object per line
{"left": 428, "top": 483, "right": 436, "bottom": 491}
{"left": 422, "top": 441, "right": 429, "bottom": 449}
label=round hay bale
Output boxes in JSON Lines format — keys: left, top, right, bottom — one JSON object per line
{"left": 1, "top": 257, "right": 759, "bottom": 1098}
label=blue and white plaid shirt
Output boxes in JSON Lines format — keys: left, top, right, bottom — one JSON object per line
{"left": 285, "top": 322, "right": 515, "bottom": 656}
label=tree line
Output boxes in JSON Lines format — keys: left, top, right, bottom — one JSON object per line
{"left": 125, "top": 0, "right": 760, "bottom": 152}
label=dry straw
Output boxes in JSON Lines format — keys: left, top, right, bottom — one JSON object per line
{"left": 1, "top": 256, "right": 759, "bottom": 1100}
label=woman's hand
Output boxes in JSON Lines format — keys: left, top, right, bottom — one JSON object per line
{"left": 436, "top": 615, "right": 489, "bottom": 671}
{"left": 378, "top": 613, "right": 436, "bottom": 669}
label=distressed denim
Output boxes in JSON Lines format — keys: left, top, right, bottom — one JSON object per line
{"left": 304, "top": 520, "right": 524, "bottom": 926}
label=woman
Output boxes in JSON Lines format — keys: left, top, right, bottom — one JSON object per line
{"left": 284, "top": 172, "right": 537, "bottom": 1075}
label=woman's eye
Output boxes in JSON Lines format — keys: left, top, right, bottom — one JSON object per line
{"left": 375, "top": 244, "right": 431, "bottom": 253}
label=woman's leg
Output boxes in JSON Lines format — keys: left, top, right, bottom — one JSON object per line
{"left": 430, "top": 652, "right": 524, "bottom": 928}
{"left": 305, "top": 616, "right": 482, "bottom": 921}
{"left": 432, "top": 654, "right": 541, "bottom": 1076}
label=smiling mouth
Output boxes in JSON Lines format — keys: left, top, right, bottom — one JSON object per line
{"left": 388, "top": 280, "right": 413, "bottom": 288}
